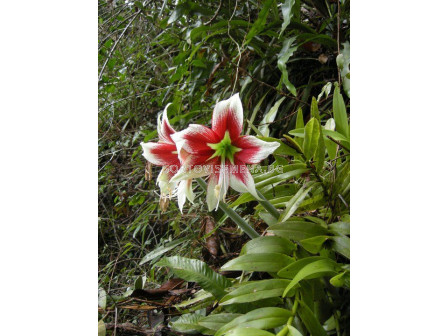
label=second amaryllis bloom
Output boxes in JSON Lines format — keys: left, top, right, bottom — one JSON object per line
{"left": 170, "top": 93, "right": 280, "bottom": 211}
{"left": 140, "top": 104, "right": 194, "bottom": 212}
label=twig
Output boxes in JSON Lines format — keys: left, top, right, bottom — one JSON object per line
{"left": 98, "top": 11, "right": 140, "bottom": 81}
{"left": 327, "top": 136, "right": 350, "bottom": 152}
{"left": 204, "top": 0, "right": 222, "bottom": 25}
{"left": 337, "top": 0, "right": 341, "bottom": 85}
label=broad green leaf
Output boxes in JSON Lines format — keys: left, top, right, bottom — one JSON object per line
{"left": 295, "top": 107, "right": 304, "bottom": 129}
{"left": 279, "top": 184, "right": 313, "bottom": 222}
{"left": 220, "top": 279, "right": 293, "bottom": 305}
{"left": 289, "top": 128, "right": 304, "bottom": 138}
{"left": 310, "top": 97, "right": 320, "bottom": 121}
{"left": 259, "top": 211, "right": 279, "bottom": 226}
{"left": 98, "top": 320, "right": 106, "bottom": 336}
{"left": 268, "top": 220, "right": 329, "bottom": 242}
{"left": 297, "top": 301, "right": 327, "bottom": 336}
{"left": 294, "top": 107, "right": 305, "bottom": 147}
{"left": 278, "top": 37, "right": 298, "bottom": 96}
{"left": 303, "top": 118, "right": 320, "bottom": 160}
{"left": 287, "top": 325, "right": 304, "bottom": 336}
{"left": 223, "top": 297, "right": 284, "bottom": 314}
{"left": 170, "top": 312, "right": 206, "bottom": 334}
{"left": 225, "top": 327, "right": 276, "bottom": 336}
{"left": 157, "top": 256, "right": 231, "bottom": 299}
{"left": 244, "top": 0, "right": 275, "bottom": 46}
{"left": 328, "top": 221, "right": 350, "bottom": 235}
{"left": 300, "top": 235, "right": 330, "bottom": 254}
{"left": 221, "top": 253, "right": 294, "bottom": 273}
{"left": 333, "top": 84, "right": 349, "bottom": 139}
{"left": 254, "top": 163, "right": 307, "bottom": 183}
{"left": 283, "top": 259, "right": 340, "bottom": 296}
{"left": 259, "top": 97, "right": 285, "bottom": 136}
{"left": 215, "top": 307, "right": 292, "bottom": 336}
{"left": 322, "top": 129, "right": 349, "bottom": 143}
{"left": 314, "top": 127, "right": 326, "bottom": 172}
{"left": 277, "top": 256, "right": 327, "bottom": 279}
{"left": 330, "top": 270, "right": 350, "bottom": 288}
{"left": 240, "top": 236, "right": 297, "bottom": 255}
{"left": 198, "top": 314, "right": 242, "bottom": 332}
{"left": 280, "top": 0, "right": 296, "bottom": 36}
{"left": 256, "top": 168, "right": 309, "bottom": 189}
{"left": 331, "top": 236, "right": 350, "bottom": 259}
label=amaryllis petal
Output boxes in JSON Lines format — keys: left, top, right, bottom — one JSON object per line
{"left": 206, "top": 161, "right": 231, "bottom": 211}
{"left": 171, "top": 124, "right": 219, "bottom": 155}
{"left": 185, "top": 179, "right": 195, "bottom": 203}
{"left": 234, "top": 136, "right": 280, "bottom": 164}
{"left": 206, "top": 173, "right": 220, "bottom": 211}
{"left": 176, "top": 179, "right": 195, "bottom": 212}
{"left": 211, "top": 93, "right": 243, "bottom": 140}
{"left": 157, "top": 104, "right": 176, "bottom": 144}
{"left": 170, "top": 162, "right": 214, "bottom": 183}
{"left": 157, "top": 166, "right": 178, "bottom": 197}
{"left": 229, "top": 160, "right": 258, "bottom": 197}
{"left": 141, "top": 142, "right": 179, "bottom": 166}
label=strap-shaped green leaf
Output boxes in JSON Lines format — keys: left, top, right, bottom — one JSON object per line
{"left": 198, "top": 314, "right": 242, "bottom": 332}
{"left": 299, "top": 235, "right": 330, "bottom": 254}
{"left": 297, "top": 301, "right": 327, "bottom": 336}
{"left": 215, "top": 307, "right": 292, "bottom": 336}
{"left": 220, "top": 279, "right": 293, "bottom": 305}
{"left": 283, "top": 259, "right": 340, "bottom": 296}
{"left": 157, "top": 256, "right": 231, "bottom": 299}
{"left": 268, "top": 220, "right": 329, "bottom": 242}
{"left": 221, "top": 253, "right": 294, "bottom": 273}
{"left": 287, "top": 325, "right": 304, "bottom": 336}
{"left": 333, "top": 84, "right": 349, "bottom": 139}
{"left": 225, "top": 327, "right": 276, "bottom": 336}
{"left": 303, "top": 117, "right": 320, "bottom": 160}
{"left": 331, "top": 236, "right": 350, "bottom": 259}
{"left": 277, "top": 256, "right": 327, "bottom": 279}
{"left": 279, "top": 184, "right": 314, "bottom": 222}
{"left": 241, "top": 236, "right": 297, "bottom": 255}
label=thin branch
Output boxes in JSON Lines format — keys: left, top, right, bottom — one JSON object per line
{"left": 204, "top": 0, "right": 222, "bottom": 25}
{"left": 98, "top": 11, "right": 140, "bottom": 81}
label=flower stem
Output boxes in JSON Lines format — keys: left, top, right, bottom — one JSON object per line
{"left": 197, "top": 178, "right": 260, "bottom": 239}
{"left": 256, "top": 190, "right": 280, "bottom": 219}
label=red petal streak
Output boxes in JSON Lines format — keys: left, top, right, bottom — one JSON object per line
{"left": 212, "top": 107, "right": 242, "bottom": 140}
{"left": 142, "top": 142, "right": 179, "bottom": 166}
{"left": 160, "top": 119, "right": 175, "bottom": 143}
{"left": 178, "top": 124, "right": 219, "bottom": 154}
{"left": 228, "top": 159, "right": 250, "bottom": 184}
{"left": 233, "top": 136, "right": 263, "bottom": 164}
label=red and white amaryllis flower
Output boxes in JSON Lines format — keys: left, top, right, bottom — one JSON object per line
{"left": 140, "top": 105, "right": 194, "bottom": 211}
{"left": 171, "top": 93, "right": 280, "bottom": 211}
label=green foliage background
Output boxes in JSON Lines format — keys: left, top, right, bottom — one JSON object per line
{"left": 99, "top": 0, "right": 349, "bottom": 334}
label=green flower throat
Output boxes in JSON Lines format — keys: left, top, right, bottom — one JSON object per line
{"left": 208, "top": 131, "right": 241, "bottom": 164}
